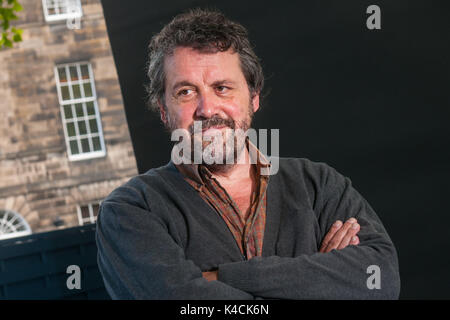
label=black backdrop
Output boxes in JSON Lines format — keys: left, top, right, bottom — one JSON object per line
{"left": 100, "top": 0, "right": 450, "bottom": 299}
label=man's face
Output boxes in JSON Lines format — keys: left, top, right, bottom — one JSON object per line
{"left": 159, "top": 47, "right": 260, "bottom": 166}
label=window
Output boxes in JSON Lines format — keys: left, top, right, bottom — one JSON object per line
{"left": 77, "top": 202, "right": 101, "bottom": 226}
{"left": 0, "top": 210, "right": 32, "bottom": 240}
{"left": 55, "top": 62, "right": 106, "bottom": 161}
{"left": 42, "top": 0, "right": 82, "bottom": 22}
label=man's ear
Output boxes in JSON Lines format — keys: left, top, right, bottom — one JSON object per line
{"left": 251, "top": 92, "right": 260, "bottom": 113}
{"left": 157, "top": 99, "right": 168, "bottom": 125}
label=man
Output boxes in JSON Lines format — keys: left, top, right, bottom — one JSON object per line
{"left": 96, "top": 8, "right": 400, "bottom": 299}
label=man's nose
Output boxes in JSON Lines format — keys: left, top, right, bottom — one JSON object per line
{"left": 194, "top": 91, "right": 220, "bottom": 119}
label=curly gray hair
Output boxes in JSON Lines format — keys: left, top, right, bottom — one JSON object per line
{"left": 145, "top": 8, "right": 264, "bottom": 112}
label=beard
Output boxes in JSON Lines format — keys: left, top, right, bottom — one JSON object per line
{"left": 166, "top": 102, "right": 255, "bottom": 174}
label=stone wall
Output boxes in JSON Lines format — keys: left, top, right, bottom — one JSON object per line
{"left": 0, "top": 0, "right": 138, "bottom": 233}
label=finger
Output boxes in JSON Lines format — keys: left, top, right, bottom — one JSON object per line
{"left": 202, "top": 271, "right": 217, "bottom": 281}
{"left": 337, "top": 223, "right": 360, "bottom": 250}
{"left": 319, "top": 220, "right": 343, "bottom": 252}
{"left": 350, "top": 235, "right": 360, "bottom": 245}
{"left": 324, "top": 217, "right": 357, "bottom": 252}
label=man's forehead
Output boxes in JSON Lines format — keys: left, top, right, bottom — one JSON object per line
{"left": 169, "top": 46, "right": 237, "bottom": 60}
{"left": 163, "top": 47, "right": 243, "bottom": 84}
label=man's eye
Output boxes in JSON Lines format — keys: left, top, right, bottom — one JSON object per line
{"left": 178, "top": 89, "right": 192, "bottom": 96}
{"left": 216, "top": 86, "right": 230, "bottom": 93}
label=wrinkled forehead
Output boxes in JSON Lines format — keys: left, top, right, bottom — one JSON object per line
{"left": 163, "top": 47, "right": 245, "bottom": 87}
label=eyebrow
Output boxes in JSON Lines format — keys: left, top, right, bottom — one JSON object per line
{"left": 171, "top": 81, "right": 195, "bottom": 92}
{"left": 171, "top": 79, "right": 237, "bottom": 92}
{"left": 211, "top": 80, "right": 237, "bottom": 87}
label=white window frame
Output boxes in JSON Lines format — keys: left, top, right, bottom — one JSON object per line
{"left": 76, "top": 201, "right": 102, "bottom": 226}
{"left": 42, "top": 0, "right": 83, "bottom": 22}
{"left": 0, "top": 210, "right": 32, "bottom": 241}
{"left": 54, "top": 62, "right": 106, "bottom": 161}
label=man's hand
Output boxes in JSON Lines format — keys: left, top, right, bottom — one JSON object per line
{"left": 319, "top": 218, "right": 360, "bottom": 253}
{"left": 202, "top": 219, "right": 359, "bottom": 280}
{"left": 202, "top": 271, "right": 218, "bottom": 281}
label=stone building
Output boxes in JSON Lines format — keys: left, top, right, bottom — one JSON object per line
{"left": 0, "top": 0, "right": 138, "bottom": 239}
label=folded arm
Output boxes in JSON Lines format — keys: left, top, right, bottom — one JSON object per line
{"left": 96, "top": 186, "right": 254, "bottom": 300}
{"left": 216, "top": 164, "right": 401, "bottom": 299}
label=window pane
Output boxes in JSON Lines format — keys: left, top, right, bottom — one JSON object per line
{"left": 67, "top": 122, "right": 76, "bottom": 137}
{"left": 81, "top": 138, "right": 90, "bottom": 153}
{"left": 83, "top": 83, "right": 93, "bottom": 97}
{"left": 72, "top": 84, "right": 81, "bottom": 99}
{"left": 78, "top": 120, "right": 87, "bottom": 135}
{"left": 45, "top": 0, "right": 83, "bottom": 20}
{"left": 55, "top": 62, "right": 101, "bottom": 159}
{"left": 75, "top": 103, "right": 84, "bottom": 117}
{"left": 89, "top": 119, "right": 98, "bottom": 133}
{"left": 81, "top": 206, "right": 90, "bottom": 219}
{"left": 92, "top": 204, "right": 100, "bottom": 216}
{"left": 61, "top": 86, "right": 70, "bottom": 101}
{"left": 86, "top": 102, "right": 95, "bottom": 115}
{"left": 69, "top": 66, "right": 78, "bottom": 81}
{"left": 58, "top": 67, "right": 67, "bottom": 83}
{"left": 70, "top": 140, "right": 79, "bottom": 155}
{"left": 92, "top": 136, "right": 101, "bottom": 151}
{"left": 80, "top": 65, "right": 89, "bottom": 80}
{"left": 47, "top": 0, "right": 57, "bottom": 8}
{"left": 63, "top": 105, "right": 73, "bottom": 119}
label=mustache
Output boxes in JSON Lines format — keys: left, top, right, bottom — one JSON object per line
{"left": 188, "top": 116, "right": 235, "bottom": 135}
